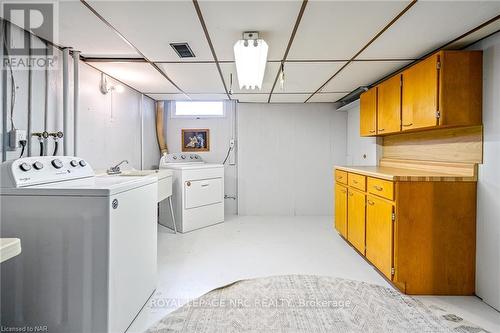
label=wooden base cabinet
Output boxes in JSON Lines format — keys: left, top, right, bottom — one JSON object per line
{"left": 334, "top": 184, "right": 348, "bottom": 238}
{"left": 366, "top": 195, "right": 394, "bottom": 280}
{"left": 347, "top": 188, "right": 366, "bottom": 255}
{"left": 334, "top": 169, "right": 476, "bottom": 295}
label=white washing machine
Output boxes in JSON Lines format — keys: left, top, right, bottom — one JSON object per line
{"left": 159, "top": 153, "right": 224, "bottom": 233}
{"left": 0, "top": 156, "right": 158, "bottom": 333}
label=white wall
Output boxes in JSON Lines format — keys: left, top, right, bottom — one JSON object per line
{"left": 237, "top": 103, "right": 347, "bottom": 216}
{"left": 345, "top": 101, "right": 378, "bottom": 166}
{"left": 468, "top": 31, "right": 500, "bottom": 311}
{"left": 77, "top": 63, "right": 158, "bottom": 170}
{"left": 1, "top": 22, "right": 157, "bottom": 172}
{"left": 164, "top": 101, "right": 238, "bottom": 215}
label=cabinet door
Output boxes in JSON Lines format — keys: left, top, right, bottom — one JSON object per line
{"left": 402, "top": 53, "right": 439, "bottom": 131}
{"left": 347, "top": 189, "right": 366, "bottom": 254}
{"left": 366, "top": 195, "right": 393, "bottom": 279}
{"left": 360, "top": 88, "right": 377, "bottom": 136}
{"left": 334, "top": 184, "right": 348, "bottom": 238}
{"left": 377, "top": 74, "right": 401, "bottom": 134}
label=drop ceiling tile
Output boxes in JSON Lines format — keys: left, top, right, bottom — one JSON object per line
{"left": 157, "top": 63, "right": 225, "bottom": 93}
{"left": 288, "top": 1, "right": 412, "bottom": 60}
{"left": 220, "top": 62, "right": 280, "bottom": 94}
{"left": 198, "top": 0, "right": 303, "bottom": 61}
{"left": 308, "top": 93, "right": 348, "bottom": 103}
{"left": 279, "top": 62, "right": 347, "bottom": 93}
{"left": 270, "top": 94, "right": 310, "bottom": 103}
{"left": 359, "top": 1, "right": 500, "bottom": 59}
{"left": 232, "top": 94, "right": 269, "bottom": 103}
{"left": 88, "top": 1, "right": 212, "bottom": 61}
{"left": 33, "top": 1, "right": 139, "bottom": 57}
{"left": 146, "top": 93, "right": 228, "bottom": 101}
{"left": 87, "top": 62, "right": 179, "bottom": 93}
{"left": 322, "top": 60, "right": 411, "bottom": 93}
{"left": 446, "top": 19, "right": 500, "bottom": 50}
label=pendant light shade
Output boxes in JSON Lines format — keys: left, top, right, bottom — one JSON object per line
{"left": 233, "top": 38, "right": 268, "bottom": 90}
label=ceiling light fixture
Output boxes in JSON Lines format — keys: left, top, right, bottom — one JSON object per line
{"left": 233, "top": 31, "right": 268, "bottom": 90}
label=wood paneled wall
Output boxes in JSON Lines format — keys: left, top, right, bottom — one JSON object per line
{"left": 382, "top": 125, "right": 483, "bottom": 164}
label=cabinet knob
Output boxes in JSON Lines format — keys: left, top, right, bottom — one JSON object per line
{"left": 402, "top": 123, "right": 413, "bottom": 127}
{"left": 367, "top": 200, "right": 375, "bottom": 206}
{"left": 378, "top": 128, "right": 385, "bottom": 132}
{"left": 374, "top": 185, "right": 383, "bottom": 191}
{"left": 369, "top": 130, "right": 376, "bottom": 133}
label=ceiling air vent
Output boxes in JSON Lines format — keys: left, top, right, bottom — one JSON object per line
{"left": 170, "top": 43, "right": 195, "bottom": 58}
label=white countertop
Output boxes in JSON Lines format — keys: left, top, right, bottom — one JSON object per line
{"left": 1, "top": 238, "right": 21, "bottom": 263}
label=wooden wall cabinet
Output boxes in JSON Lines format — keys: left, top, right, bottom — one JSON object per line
{"left": 360, "top": 50, "right": 482, "bottom": 137}
{"left": 360, "top": 87, "right": 377, "bottom": 136}
{"left": 377, "top": 74, "right": 402, "bottom": 134}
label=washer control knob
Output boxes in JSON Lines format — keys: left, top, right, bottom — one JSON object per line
{"left": 79, "top": 160, "right": 87, "bottom": 167}
{"left": 70, "top": 160, "right": 78, "bottom": 167}
{"left": 33, "top": 161, "right": 44, "bottom": 170}
{"left": 181, "top": 155, "right": 186, "bottom": 159}
{"left": 19, "top": 162, "right": 31, "bottom": 172}
{"left": 173, "top": 155, "right": 177, "bottom": 160}
{"left": 51, "top": 159, "right": 63, "bottom": 169}
{"left": 190, "top": 155, "right": 194, "bottom": 159}
{"left": 195, "top": 155, "right": 199, "bottom": 159}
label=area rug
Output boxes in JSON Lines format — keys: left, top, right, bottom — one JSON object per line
{"left": 146, "top": 275, "right": 488, "bottom": 333}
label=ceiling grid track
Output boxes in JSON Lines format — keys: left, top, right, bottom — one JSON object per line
{"left": 79, "top": 0, "right": 190, "bottom": 98}
{"left": 304, "top": 0, "right": 418, "bottom": 103}
{"left": 192, "top": 0, "right": 231, "bottom": 100}
{"left": 267, "top": 0, "right": 309, "bottom": 103}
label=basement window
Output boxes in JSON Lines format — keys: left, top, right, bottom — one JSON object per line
{"left": 171, "top": 101, "right": 225, "bottom": 118}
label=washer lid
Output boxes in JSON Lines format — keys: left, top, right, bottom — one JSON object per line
{"left": 0, "top": 174, "right": 157, "bottom": 197}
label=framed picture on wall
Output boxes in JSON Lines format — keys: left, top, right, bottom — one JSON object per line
{"left": 181, "top": 129, "right": 210, "bottom": 152}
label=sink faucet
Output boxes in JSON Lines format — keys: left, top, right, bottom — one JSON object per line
{"left": 107, "top": 160, "right": 129, "bottom": 175}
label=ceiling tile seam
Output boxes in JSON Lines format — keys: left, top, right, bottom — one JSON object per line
{"left": 267, "top": 0, "right": 309, "bottom": 103}
{"left": 303, "top": 0, "right": 418, "bottom": 103}
{"left": 79, "top": 0, "right": 190, "bottom": 98}
{"left": 434, "top": 13, "right": 500, "bottom": 54}
{"left": 367, "top": 14, "right": 500, "bottom": 90}
{"left": 143, "top": 91, "right": 351, "bottom": 95}
{"left": 192, "top": 0, "right": 231, "bottom": 100}
{"left": 79, "top": 57, "right": 418, "bottom": 64}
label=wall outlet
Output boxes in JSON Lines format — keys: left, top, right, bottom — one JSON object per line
{"left": 9, "top": 129, "right": 27, "bottom": 150}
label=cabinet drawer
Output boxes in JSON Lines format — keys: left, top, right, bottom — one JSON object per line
{"left": 348, "top": 173, "right": 366, "bottom": 191}
{"left": 335, "top": 170, "right": 348, "bottom": 184}
{"left": 367, "top": 177, "right": 394, "bottom": 200}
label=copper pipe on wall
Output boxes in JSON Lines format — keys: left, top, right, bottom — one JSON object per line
{"left": 155, "top": 101, "right": 168, "bottom": 155}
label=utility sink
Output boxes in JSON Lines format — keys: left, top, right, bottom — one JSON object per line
{"left": 119, "top": 170, "right": 160, "bottom": 176}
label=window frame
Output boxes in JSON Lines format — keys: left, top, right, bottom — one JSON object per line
{"left": 170, "top": 100, "right": 226, "bottom": 119}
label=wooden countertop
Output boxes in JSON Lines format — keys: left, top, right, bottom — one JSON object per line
{"left": 335, "top": 158, "right": 478, "bottom": 182}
